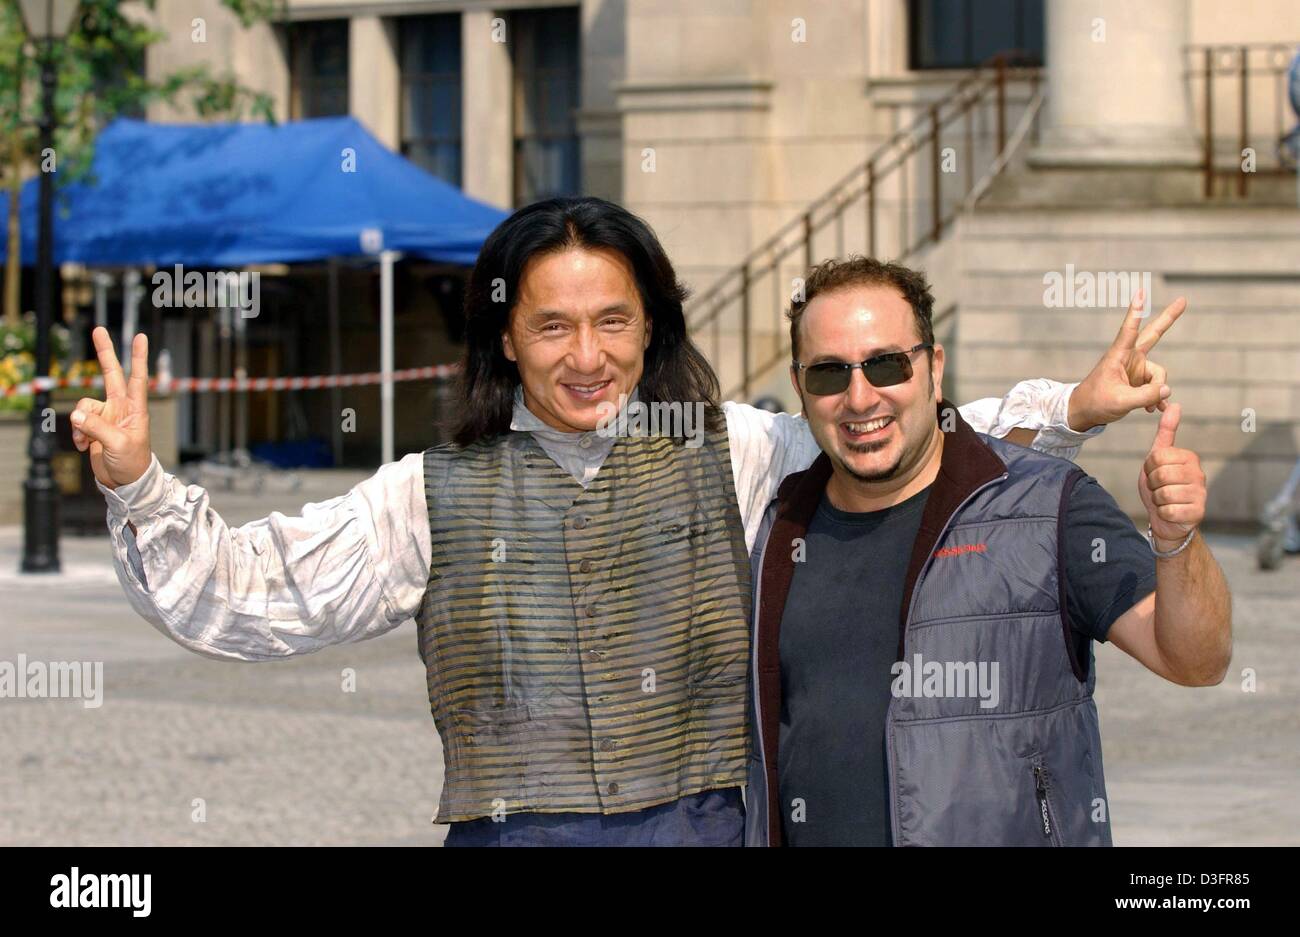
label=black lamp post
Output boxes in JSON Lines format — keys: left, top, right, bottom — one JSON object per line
{"left": 18, "top": 0, "right": 80, "bottom": 573}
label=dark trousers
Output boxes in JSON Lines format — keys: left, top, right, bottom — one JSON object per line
{"left": 442, "top": 788, "right": 744, "bottom": 847}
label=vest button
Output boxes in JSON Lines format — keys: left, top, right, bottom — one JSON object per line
{"left": 607, "top": 782, "right": 620, "bottom": 795}
{"left": 583, "top": 604, "right": 597, "bottom": 618}
{"left": 586, "top": 649, "right": 603, "bottom": 663}
{"left": 600, "top": 738, "right": 616, "bottom": 752}
{"left": 578, "top": 559, "right": 592, "bottom": 573}
{"left": 572, "top": 516, "right": 589, "bottom": 530}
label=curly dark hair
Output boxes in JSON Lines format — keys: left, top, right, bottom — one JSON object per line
{"left": 787, "top": 255, "right": 935, "bottom": 362}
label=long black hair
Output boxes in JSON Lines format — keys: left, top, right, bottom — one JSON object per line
{"left": 452, "top": 196, "right": 722, "bottom": 446}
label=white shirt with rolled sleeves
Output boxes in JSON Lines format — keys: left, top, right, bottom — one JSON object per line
{"left": 99, "top": 380, "right": 1099, "bottom": 661}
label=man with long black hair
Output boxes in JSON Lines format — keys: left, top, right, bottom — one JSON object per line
{"left": 72, "top": 197, "right": 1177, "bottom": 846}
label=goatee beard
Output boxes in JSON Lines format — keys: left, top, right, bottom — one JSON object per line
{"left": 837, "top": 443, "right": 904, "bottom": 482}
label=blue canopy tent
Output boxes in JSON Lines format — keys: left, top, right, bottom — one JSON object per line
{"left": 0, "top": 116, "right": 509, "bottom": 463}
{"left": 0, "top": 115, "right": 507, "bottom": 265}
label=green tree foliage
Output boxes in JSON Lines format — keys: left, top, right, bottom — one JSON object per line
{"left": 1, "top": 0, "right": 281, "bottom": 323}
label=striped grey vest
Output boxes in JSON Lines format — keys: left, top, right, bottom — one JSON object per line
{"left": 749, "top": 407, "right": 1113, "bottom": 846}
{"left": 418, "top": 425, "right": 752, "bottom": 822}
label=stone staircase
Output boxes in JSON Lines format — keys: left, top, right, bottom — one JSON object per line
{"left": 950, "top": 206, "right": 1300, "bottom": 522}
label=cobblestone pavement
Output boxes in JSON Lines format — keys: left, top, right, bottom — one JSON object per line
{"left": 0, "top": 469, "right": 1296, "bottom": 845}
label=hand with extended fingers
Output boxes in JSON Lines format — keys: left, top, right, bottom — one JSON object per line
{"left": 1069, "top": 290, "right": 1187, "bottom": 431}
{"left": 71, "top": 327, "right": 153, "bottom": 491}
{"left": 1139, "top": 402, "right": 1206, "bottom": 552}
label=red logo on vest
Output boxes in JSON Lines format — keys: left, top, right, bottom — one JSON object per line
{"left": 933, "top": 543, "right": 987, "bottom": 559}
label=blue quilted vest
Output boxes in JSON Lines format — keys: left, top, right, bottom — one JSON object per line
{"left": 747, "top": 403, "right": 1113, "bottom": 846}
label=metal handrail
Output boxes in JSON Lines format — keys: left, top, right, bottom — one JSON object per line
{"left": 687, "top": 53, "right": 1043, "bottom": 400}
{"left": 1184, "top": 41, "right": 1300, "bottom": 198}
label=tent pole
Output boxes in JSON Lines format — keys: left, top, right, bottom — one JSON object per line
{"left": 218, "top": 304, "right": 232, "bottom": 465}
{"left": 380, "top": 250, "right": 397, "bottom": 465}
{"left": 150, "top": 275, "right": 163, "bottom": 370}
{"left": 328, "top": 257, "right": 342, "bottom": 467}
{"left": 121, "top": 268, "right": 141, "bottom": 361}
{"left": 233, "top": 274, "right": 249, "bottom": 464}
{"left": 93, "top": 272, "right": 111, "bottom": 329}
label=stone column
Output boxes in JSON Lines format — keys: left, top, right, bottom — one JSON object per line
{"left": 461, "top": 10, "right": 515, "bottom": 208}
{"left": 349, "top": 16, "right": 400, "bottom": 151}
{"left": 1032, "top": 0, "right": 1199, "bottom": 167}
{"left": 865, "top": 0, "right": 908, "bottom": 80}
{"left": 577, "top": 0, "right": 627, "bottom": 203}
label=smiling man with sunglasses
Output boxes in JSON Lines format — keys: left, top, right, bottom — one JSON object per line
{"left": 745, "top": 256, "right": 1233, "bottom": 847}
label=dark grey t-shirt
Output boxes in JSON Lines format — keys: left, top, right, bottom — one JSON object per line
{"left": 777, "top": 475, "right": 1156, "bottom": 847}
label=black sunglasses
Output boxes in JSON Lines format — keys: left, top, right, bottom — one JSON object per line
{"left": 793, "top": 343, "right": 932, "bottom": 396}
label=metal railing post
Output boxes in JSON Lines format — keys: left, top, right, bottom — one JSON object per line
{"left": 1238, "top": 46, "right": 1249, "bottom": 197}
{"left": 740, "top": 262, "right": 751, "bottom": 399}
{"left": 1204, "top": 47, "right": 1215, "bottom": 197}
{"left": 866, "top": 160, "right": 876, "bottom": 258}
{"left": 802, "top": 212, "right": 813, "bottom": 273}
{"left": 931, "top": 104, "right": 943, "bottom": 243}
{"left": 996, "top": 54, "right": 1007, "bottom": 155}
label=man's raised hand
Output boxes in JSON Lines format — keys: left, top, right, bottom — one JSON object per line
{"left": 1069, "top": 290, "right": 1187, "bottom": 430}
{"left": 1138, "top": 403, "right": 1206, "bottom": 551}
{"left": 72, "top": 327, "right": 153, "bottom": 490}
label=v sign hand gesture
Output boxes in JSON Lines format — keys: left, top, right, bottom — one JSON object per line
{"left": 1068, "top": 290, "right": 1187, "bottom": 431}
{"left": 71, "top": 327, "right": 153, "bottom": 490}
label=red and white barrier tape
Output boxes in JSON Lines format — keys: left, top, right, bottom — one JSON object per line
{"left": 1, "top": 363, "right": 461, "bottom": 398}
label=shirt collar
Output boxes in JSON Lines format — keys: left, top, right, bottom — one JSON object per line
{"left": 509, "top": 385, "right": 640, "bottom": 440}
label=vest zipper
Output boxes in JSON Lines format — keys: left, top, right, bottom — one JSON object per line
{"left": 1033, "top": 764, "right": 1053, "bottom": 839}
{"left": 750, "top": 509, "right": 773, "bottom": 844}
{"left": 885, "top": 472, "right": 1007, "bottom": 847}
{"left": 1031, "top": 755, "right": 1063, "bottom": 846}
